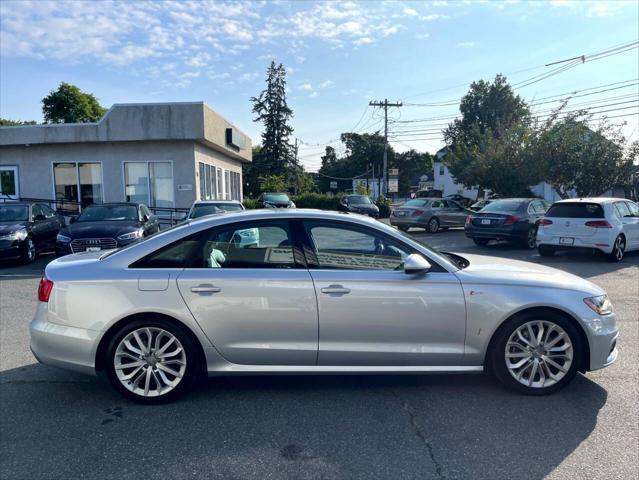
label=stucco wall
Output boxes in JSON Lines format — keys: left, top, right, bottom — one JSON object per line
{"left": 0, "top": 140, "right": 199, "bottom": 208}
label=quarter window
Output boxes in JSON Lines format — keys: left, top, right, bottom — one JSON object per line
{"left": 614, "top": 202, "right": 631, "bottom": 218}
{"left": 304, "top": 222, "right": 409, "bottom": 270}
{"left": 132, "top": 221, "right": 296, "bottom": 269}
{"left": 626, "top": 202, "right": 639, "bottom": 217}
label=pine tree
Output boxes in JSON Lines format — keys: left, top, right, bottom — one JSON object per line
{"left": 251, "top": 62, "right": 294, "bottom": 177}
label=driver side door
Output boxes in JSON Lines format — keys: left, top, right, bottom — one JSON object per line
{"left": 302, "top": 220, "right": 466, "bottom": 366}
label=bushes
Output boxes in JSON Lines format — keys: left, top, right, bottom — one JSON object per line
{"left": 293, "top": 193, "right": 342, "bottom": 210}
{"left": 375, "top": 195, "right": 392, "bottom": 218}
{"left": 242, "top": 198, "right": 259, "bottom": 209}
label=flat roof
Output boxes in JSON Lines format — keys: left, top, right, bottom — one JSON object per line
{"left": 0, "top": 102, "right": 252, "bottom": 163}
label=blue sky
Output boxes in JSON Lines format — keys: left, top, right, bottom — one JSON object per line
{"left": 1, "top": 0, "right": 638, "bottom": 171}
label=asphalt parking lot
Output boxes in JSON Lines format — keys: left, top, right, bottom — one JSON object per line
{"left": 1, "top": 228, "right": 637, "bottom": 480}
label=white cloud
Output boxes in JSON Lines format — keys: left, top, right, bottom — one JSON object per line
{"left": 420, "top": 14, "right": 446, "bottom": 21}
{"left": 403, "top": 7, "right": 418, "bottom": 16}
{"left": 309, "top": 91, "right": 318, "bottom": 98}
{"left": 186, "top": 51, "right": 211, "bottom": 68}
{"left": 354, "top": 37, "right": 374, "bottom": 46}
{"left": 415, "top": 33, "right": 430, "bottom": 40}
{"left": 298, "top": 83, "right": 314, "bottom": 91}
{"left": 239, "top": 72, "right": 259, "bottom": 82}
{"left": 456, "top": 41, "right": 476, "bottom": 48}
{"left": 319, "top": 80, "right": 334, "bottom": 89}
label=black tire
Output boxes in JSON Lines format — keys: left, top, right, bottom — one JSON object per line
{"left": 105, "top": 318, "right": 200, "bottom": 404}
{"left": 20, "top": 236, "right": 36, "bottom": 264}
{"left": 521, "top": 227, "right": 538, "bottom": 249}
{"left": 398, "top": 225, "right": 410, "bottom": 232}
{"left": 472, "top": 238, "right": 490, "bottom": 246}
{"left": 488, "top": 311, "right": 583, "bottom": 396}
{"left": 427, "top": 217, "right": 439, "bottom": 234}
{"left": 538, "top": 245, "right": 555, "bottom": 257}
{"left": 607, "top": 235, "right": 625, "bottom": 262}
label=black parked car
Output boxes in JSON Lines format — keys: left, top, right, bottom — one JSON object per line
{"left": 0, "top": 202, "right": 66, "bottom": 263}
{"left": 55, "top": 203, "right": 160, "bottom": 256}
{"left": 464, "top": 198, "right": 551, "bottom": 249}
{"left": 257, "top": 192, "right": 296, "bottom": 209}
{"left": 339, "top": 194, "right": 380, "bottom": 217}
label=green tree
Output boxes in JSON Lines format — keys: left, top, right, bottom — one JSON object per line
{"left": 42, "top": 82, "right": 107, "bottom": 123}
{"left": 250, "top": 62, "right": 294, "bottom": 177}
{"left": 391, "top": 150, "right": 432, "bottom": 196}
{"left": 443, "top": 74, "right": 539, "bottom": 196}
{"left": 0, "top": 118, "right": 37, "bottom": 126}
{"left": 258, "top": 174, "right": 287, "bottom": 193}
{"left": 531, "top": 110, "right": 636, "bottom": 198}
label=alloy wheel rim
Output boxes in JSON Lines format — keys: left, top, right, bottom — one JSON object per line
{"left": 505, "top": 320, "right": 573, "bottom": 388}
{"left": 527, "top": 229, "right": 536, "bottom": 249}
{"left": 114, "top": 327, "right": 187, "bottom": 397}
{"left": 614, "top": 237, "right": 624, "bottom": 261}
{"left": 429, "top": 219, "right": 438, "bottom": 233}
{"left": 27, "top": 239, "right": 35, "bottom": 260}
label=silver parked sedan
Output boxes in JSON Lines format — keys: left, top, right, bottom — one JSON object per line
{"left": 390, "top": 198, "right": 469, "bottom": 233}
{"left": 31, "top": 210, "right": 618, "bottom": 403}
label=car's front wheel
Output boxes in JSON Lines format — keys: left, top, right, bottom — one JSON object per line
{"left": 20, "top": 236, "right": 36, "bottom": 264}
{"left": 427, "top": 217, "right": 439, "bottom": 233}
{"left": 538, "top": 245, "right": 555, "bottom": 257}
{"left": 489, "top": 311, "right": 582, "bottom": 395}
{"left": 105, "top": 319, "right": 200, "bottom": 404}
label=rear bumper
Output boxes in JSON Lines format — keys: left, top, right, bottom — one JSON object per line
{"left": 30, "top": 302, "right": 99, "bottom": 376}
{"left": 390, "top": 216, "right": 427, "bottom": 227}
{"left": 537, "top": 229, "right": 615, "bottom": 254}
{"left": 464, "top": 224, "right": 528, "bottom": 240}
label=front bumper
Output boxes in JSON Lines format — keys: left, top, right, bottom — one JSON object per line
{"left": 0, "top": 240, "right": 24, "bottom": 260}
{"left": 30, "top": 302, "right": 100, "bottom": 375}
{"left": 583, "top": 312, "right": 619, "bottom": 371}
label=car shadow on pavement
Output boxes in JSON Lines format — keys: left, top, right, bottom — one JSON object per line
{"left": 0, "top": 363, "right": 608, "bottom": 480}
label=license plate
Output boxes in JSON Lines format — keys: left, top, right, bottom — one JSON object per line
{"left": 86, "top": 246, "right": 101, "bottom": 252}
{"left": 481, "top": 219, "right": 491, "bottom": 225}
{"left": 396, "top": 211, "right": 405, "bottom": 216}
{"left": 559, "top": 237, "right": 574, "bottom": 246}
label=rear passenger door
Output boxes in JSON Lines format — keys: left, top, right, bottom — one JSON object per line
{"left": 616, "top": 202, "right": 639, "bottom": 250}
{"left": 442, "top": 200, "right": 467, "bottom": 226}
{"left": 172, "top": 219, "right": 319, "bottom": 366}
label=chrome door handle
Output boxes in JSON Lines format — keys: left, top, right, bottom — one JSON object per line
{"left": 321, "top": 285, "right": 351, "bottom": 295}
{"left": 190, "top": 284, "right": 221, "bottom": 293}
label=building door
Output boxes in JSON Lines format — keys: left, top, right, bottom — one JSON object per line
{"left": 0, "top": 166, "right": 19, "bottom": 199}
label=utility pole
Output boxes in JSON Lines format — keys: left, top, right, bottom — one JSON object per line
{"left": 369, "top": 99, "right": 402, "bottom": 196}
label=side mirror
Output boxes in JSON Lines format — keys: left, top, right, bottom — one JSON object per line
{"left": 142, "top": 214, "right": 150, "bottom": 222}
{"left": 403, "top": 254, "right": 431, "bottom": 274}
{"left": 34, "top": 214, "right": 46, "bottom": 222}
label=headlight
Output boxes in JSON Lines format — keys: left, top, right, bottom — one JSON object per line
{"left": 56, "top": 233, "right": 72, "bottom": 243}
{"left": 584, "top": 295, "right": 613, "bottom": 315}
{"left": 117, "top": 229, "right": 144, "bottom": 241}
{"left": 0, "top": 228, "right": 28, "bottom": 241}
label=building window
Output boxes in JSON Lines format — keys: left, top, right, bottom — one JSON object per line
{"left": 216, "top": 167, "right": 223, "bottom": 200}
{"left": 124, "top": 162, "right": 174, "bottom": 208}
{"left": 224, "top": 170, "right": 231, "bottom": 200}
{"left": 53, "top": 162, "right": 103, "bottom": 212}
{"left": 198, "top": 162, "right": 220, "bottom": 200}
{"left": 0, "top": 166, "right": 19, "bottom": 199}
{"left": 439, "top": 165, "right": 445, "bottom": 175}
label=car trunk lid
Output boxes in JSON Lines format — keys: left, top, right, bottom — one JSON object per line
{"left": 540, "top": 202, "right": 606, "bottom": 238}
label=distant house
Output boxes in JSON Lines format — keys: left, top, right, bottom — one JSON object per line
{"left": 433, "top": 148, "right": 481, "bottom": 199}
{"left": 410, "top": 171, "right": 434, "bottom": 192}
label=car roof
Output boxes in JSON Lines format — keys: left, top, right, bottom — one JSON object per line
{"left": 553, "top": 197, "right": 630, "bottom": 204}
{"left": 192, "top": 200, "right": 241, "bottom": 205}
{"left": 86, "top": 202, "right": 140, "bottom": 207}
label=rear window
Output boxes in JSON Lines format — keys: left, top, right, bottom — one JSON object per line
{"left": 481, "top": 200, "right": 525, "bottom": 213}
{"left": 546, "top": 203, "right": 604, "bottom": 218}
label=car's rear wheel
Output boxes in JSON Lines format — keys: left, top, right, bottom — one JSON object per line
{"left": 427, "top": 217, "right": 439, "bottom": 233}
{"left": 398, "top": 225, "right": 410, "bottom": 232}
{"left": 473, "top": 238, "right": 490, "bottom": 246}
{"left": 608, "top": 235, "right": 625, "bottom": 262}
{"left": 489, "top": 312, "right": 582, "bottom": 395}
{"left": 521, "top": 227, "right": 538, "bottom": 249}
{"left": 538, "top": 245, "right": 555, "bottom": 257}
{"left": 105, "top": 319, "right": 199, "bottom": 404}
{"left": 20, "top": 236, "right": 36, "bottom": 264}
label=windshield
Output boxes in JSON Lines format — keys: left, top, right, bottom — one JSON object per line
{"left": 77, "top": 205, "right": 138, "bottom": 222}
{"left": 348, "top": 196, "right": 372, "bottom": 205}
{"left": 404, "top": 199, "right": 429, "bottom": 207}
{"left": 0, "top": 205, "right": 29, "bottom": 222}
{"left": 481, "top": 200, "right": 525, "bottom": 213}
{"left": 189, "top": 203, "right": 243, "bottom": 218}
{"left": 263, "top": 193, "right": 290, "bottom": 202}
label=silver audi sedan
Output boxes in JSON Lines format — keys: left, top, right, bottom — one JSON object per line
{"left": 31, "top": 209, "right": 618, "bottom": 403}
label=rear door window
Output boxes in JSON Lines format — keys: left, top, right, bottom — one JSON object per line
{"left": 545, "top": 203, "right": 604, "bottom": 218}
{"left": 626, "top": 202, "right": 639, "bottom": 217}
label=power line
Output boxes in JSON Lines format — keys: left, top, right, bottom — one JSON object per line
{"left": 369, "top": 99, "right": 403, "bottom": 195}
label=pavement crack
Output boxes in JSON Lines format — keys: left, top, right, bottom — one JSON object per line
{"left": 392, "top": 390, "right": 445, "bottom": 479}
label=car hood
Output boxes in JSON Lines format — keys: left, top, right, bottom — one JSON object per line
{"left": 0, "top": 221, "right": 28, "bottom": 233}
{"left": 62, "top": 221, "right": 142, "bottom": 238}
{"left": 453, "top": 253, "right": 604, "bottom": 296}
{"left": 349, "top": 204, "right": 379, "bottom": 212}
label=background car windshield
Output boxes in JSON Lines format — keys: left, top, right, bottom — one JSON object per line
{"left": 348, "top": 196, "right": 372, "bottom": 205}
{"left": 190, "top": 204, "right": 222, "bottom": 218}
{"left": 481, "top": 200, "right": 524, "bottom": 213}
{"left": 0, "top": 205, "right": 29, "bottom": 221}
{"left": 545, "top": 203, "right": 605, "bottom": 218}
{"left": 263, "top": 193, "right": 289, "bottom": 202}
{"left": 77, "top": 205, "right": 138, "bottom": 222}
{"left": 404, "top": 199, "right": 428, "bottom": 207}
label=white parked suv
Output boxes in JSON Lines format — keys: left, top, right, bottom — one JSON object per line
{"left": 537, "top": 197, "right": 639, "bottom": 262}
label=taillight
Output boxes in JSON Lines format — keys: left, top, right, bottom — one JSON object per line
{"left": 585, "top": 220, "right": 612, "bottom": 228}
{"left": 503, "top": 215, "right": 520, "bottom": 226}
{"left": 465, "top": 215, "right": 471, "bottom": 225}
{"left": 38, "top": 277, "right": 54, "bottom": 302}
{"left": 413, "top": 209, "right": 424, "bottom": 216}
{"left": 537, "top": 218, "right": 553, "bottom": 226}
